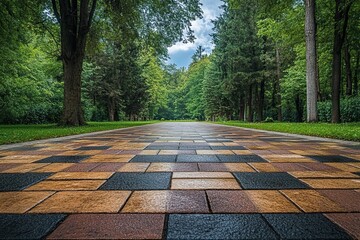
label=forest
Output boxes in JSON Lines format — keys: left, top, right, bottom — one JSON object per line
{"left": 0, "top": 0, "right": 359, "bottom": 125}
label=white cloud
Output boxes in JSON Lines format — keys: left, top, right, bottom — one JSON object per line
{"left": 167, "top": 0, "right": 223, "bottom": 56}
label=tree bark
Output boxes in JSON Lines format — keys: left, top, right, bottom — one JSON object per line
{"left": 295, "top": 94, "right": 303, "bottom": 122}
{"left": 108, "top": 97, "right": 115, "bottom": 121}
{"left": 344, "top": 38, "right": 352, "bottom": 96}
{"left": 354, "top": 50, "right": 359, "bottom": 95}
{"left": 246, "top": 84, "right": 253, "bottom": 122}
{"left": 62, "top": 58, "right": 85, "bottom": 125}
{"left": 258, "top": 79, "right": 265, "bottom": 121}
{"left": 239, "top": 95, "right": 245, "bottom": 121}
{"left": 304, "top": 0, "right": 318, "bottom": 122}
{"left": 331, "top": 0, "right": 351, "bottom": 123}
{"left": 52, "top": 0, "right": 97, "bottom": 126}
{"left": 275, "top": 47, "right": 282, "bottom": 121}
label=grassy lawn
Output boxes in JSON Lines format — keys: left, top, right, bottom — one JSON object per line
{"left": 0, "top": 121, "right": 159, "bottom": 145}
{"left": 215, "top": 121, "right": 360, "bottom": 142}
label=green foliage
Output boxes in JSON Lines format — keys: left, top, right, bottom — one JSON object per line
{"left": 1, "top": 0, "right": 360, "bottom": 127}
{"left": 318, "top": 97, "right": 360, "bottom": 123}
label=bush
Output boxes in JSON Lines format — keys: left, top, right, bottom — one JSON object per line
{"left": 318, "top": 96, "right": 360, "bottom": 122}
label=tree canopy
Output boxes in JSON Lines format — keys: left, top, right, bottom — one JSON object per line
{"left": 1, "top": 0, "right": 360, "bottom": 124}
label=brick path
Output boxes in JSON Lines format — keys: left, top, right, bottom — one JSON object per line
{"left": 0, "top": 122, "right": 359, "bottom": 239}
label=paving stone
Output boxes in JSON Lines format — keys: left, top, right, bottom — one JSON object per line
{"left": 166, "top": 214, "right": 278, "bottom": 239}
{"left": 36, "top": 155, "right": 91, "bottom": 163}
{"left": 8, "top": 146, "right": 44, "bottom": 151}
{"left": 122, "top": 190, "right": 209, "bottom": 213}
{"left": 145, "top": 145, "right": 179, "bottom": 150}
{"left": 176, "top": 155, "right": 220, "bottom": 162}
{"left": 232, "top": 150, "right": 254, "bottom": 155}
{"left": 30, "top": 191, "right": 130, "bottom": 213}
{"left": 211, "top": 146, "right": 247, "bottom": 150}
{"left": 117, "top": 163, "right": 150, "bottom": 172}
{"left": 3, "top": 163, "right": 49, "bottom": 173}
{"left": 146, "top": 163, "right": 198, "bottom": 172}
{"left": 233, "top": 172, "right": 310, "bottom": 189}
{"left": 325, "top": 163, "right": 359, "bottom": 172}
{"left": 198, "top": 163, "right": 230, "bottom": 172}
{"left": 298, "top": 162, "right": 340, "bottom": 171}
{"left": 82, "top": 155, "right": 134, "bottom": 163}
{"left": 48, "top": 214, "right": 165, "bottom": 239}
{"left": 281, "top": 190, "right": 344, "bottom": 212}
{"left": 271, "top": 163, "right": 309, "bottom": 171}
{"left": 249, "top": 163, "right": 280, "bottom": 172}
{"left": 197, "top": 150, "right": 234, "bottom": 155}
{"left": 301, "top": 179, "right": 360, "bottom": 189}
{"left": 173, "top": 172, "right": 233, "bottom": 179}
{"left": 138, "top": 150, "right": 160, "bottom": 155}
{"left": 76, "top": 146, "right": 111, "bottom": 150}
{"left": 48, "top": 172, "right": 113, "bottom": 180}
{"left": 318, "top": 190, "right": 360, "bottom": 212}
{"left": 289, "top": 171, "right": 359, "bottom": 178}
{"left": 62, "top": 163, "right": 100, "bottom": 172}
{"left": 246, "top": 190, "right": 300, "bottom": 213}
{"left": 32, "top": 163, "right": 75, "bottom": 172}
{"left": 0, "top": 191, "right": 54, "bottom": 213}
{"left": 0, "top": 163, "right": 20, "bottom": 172}
{"left": 25, "top": 180, "right": 105, "bottom": 191}
{"left": 0, "top": 214, "right": 66, "bottom": 239}
{"left": 264, "top": 213, "right": 352, "bottom": 239}
{"left": 158, "top": 150, "right": 196, "bottom": 155}
{"left": 324, "top": 163, "right": 360, "bottom": 172}
{"left": 171, "top": 179, "right": 240, "bottom": 190}
{"left": 308, "top": 155, "right": 359, "bottom": 163}
{"left": 130, "top": 155, "right": 177, "bottom": 162}
{"left": 100, "top": 172, "right": 171, "bottom": 190}
{"left": 90, "top": 163, "right": 125, "bottom": 172}
{"left": 179, "top": 146, "right": 211, "bottom": 150}
{"left": 217, "top": 155, "right": 266, "bottom": 163}
{"left": 222, "top": 163, "right": 256, "bottom": 172}
{"left": 0, "top": 173, "right": 51, "bottom": 191}
{"left": 326, "top": 213, "right": 360, "bottom": 239}
{"left": 207, "top": 190, "right": 257, "bottom": 213}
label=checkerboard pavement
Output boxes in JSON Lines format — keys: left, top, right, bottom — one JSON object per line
{"left": 0, "top": 122, "right": 359, "bottom": 239}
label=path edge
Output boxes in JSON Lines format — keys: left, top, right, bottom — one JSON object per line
{"left": 0, "top": 123, "right": 161, "bottom": 150}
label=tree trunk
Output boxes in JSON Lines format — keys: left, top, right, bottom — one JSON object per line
{"left": 258, "top": 79, "right": 265, "bottom": 121}
{"left": 247, "top": 84, "right": 253, "bottom": 122}
{"left": 304, "top": 0, "right": 318, "bottom": 122}
{"left": 344, "top": 39, "right": 352, "bottom": 96}
{"left": 108, "top": 97, "right": 115, "bottom": 121}
{"left": 354, "top": 50, "right": 359, "bottom": 95}
{"left": 239, "top": 96, "right": 245, "bottom": 121}
{"left": 52, "top": 0, "right": 97, "bottom": 126}
{"left": 275, "top": 47, "right": 282, "bottom": 121}
{"left": 62, "top": 58, "right": 85, "bottom": 125}
{"left": 331, "top": 0, "right": 351, "bottom": 123}
{"left": 295, "top": 94, "right": 303, "bottom": 122}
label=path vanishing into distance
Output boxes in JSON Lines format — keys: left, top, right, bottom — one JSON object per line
{"left": 0, "top": 122, "right": 360, "bottom": 239}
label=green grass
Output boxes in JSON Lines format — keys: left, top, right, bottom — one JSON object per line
{"left": 215, "top": 121, "right": 360, "bottom": 142}
{"left": 0, "top": 121, "right": 159, "bottom": 145}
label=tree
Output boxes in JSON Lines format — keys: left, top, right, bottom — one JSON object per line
{"left": 304, "top": 0, "right": 318, "bottom": 122}
{"left": 331, "top": 0, "right": 352, "bottom": 123}
{"left": 52, "top": 0, "right": 202, "bottom": 125}
{"left": 51, "top": 0, "right": 97, "bottom": 126}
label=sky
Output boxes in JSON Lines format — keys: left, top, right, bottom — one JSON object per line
{"left": 167, "top": 0, "right": 223, "bottom": 68}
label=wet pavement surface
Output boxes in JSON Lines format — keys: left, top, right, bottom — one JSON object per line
{"left": 0, "top": 122, "right": 359, "bottom": 239}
